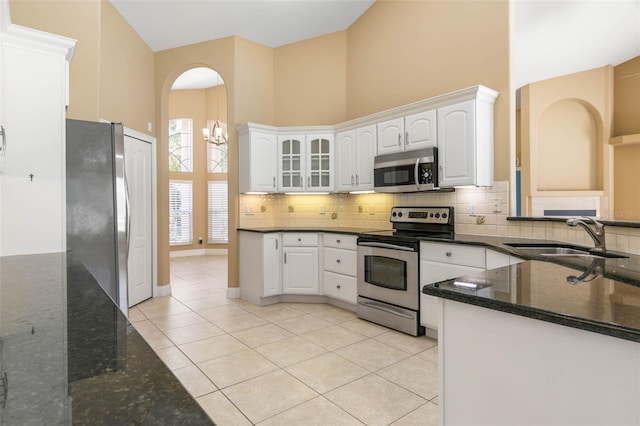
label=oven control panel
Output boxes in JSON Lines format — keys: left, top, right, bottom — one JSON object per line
{"left": 390, "top": 207, "right": 453, "bottom": 224}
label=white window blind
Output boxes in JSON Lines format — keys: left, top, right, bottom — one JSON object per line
{"left": 169, "top": 180, "right": 192, "bottom": 245}
{"left": 208, "top": 181, "right": 228, "bottom": 244}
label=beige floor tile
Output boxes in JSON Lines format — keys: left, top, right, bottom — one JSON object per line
{"left": 198, "top": 304, "right": 250, "bottom": 322}
{"left": 213, "top": 312, "right": 269, "bottom": 333}
{"left": 223, "top": 370, "right": 318, "bottom": 424}
{"left": 335, "top": 338, "right": 411, "bottom": 372}
{"left": 285, "top": 353, "right": 368, "bottom": 394}
{"left": 290, "top": 303, "right": 332, "bottom": 314}
{"left": 416, "top": 344, "right": 439, "bottom": 365}
{"left": 127, "top": 307, "right": 146, "bottom": 322}
{"left": 392, "top": 401, "right": 438, "bottom": 426}
{"left": 377, "top": 355, "right": 438, "bottom": 400}
{"left": 325, "top": 374, "right": 426, "bottom": 426}
{"left": 131, "top": 320, "right": 174, "bottom": 350}
{"left": 150, "top": 311, "right": 206, "bottom": 331}
{"left": 154, "top": 346, "right": 193, "bottom": 370}
{"left": 258, "top": 396, "right": 362, "bottom": 426}
{"left": 301, "top": 325, "right": 366, "bottom": 351}
{"left": 251, "top": 304, "right": 307, "bottom": 322}
{"left": 199, "top": 349, "right": 278, "bottom": 389}
{"left": 179, "top": 334, "right": 248, "bottom": 364}
{"left": 181, "top": 296, "right": 232, "bottom": 311}
{"left": 256, "top": 336, "right": 327, "bottom": 368}
{"left": 340, "top": 318, "right": 390, "bottom": 337}
{"left": 197, "top": 391, "right": 252, "bottom": 426}
{"left": 275, "top": 314, "right": 332, "bottom": 334}
{"left": 136, "top": 297, "right": 192, "bottom": 319}
{"left": 375, "top": 331, "right": 437, "bottom": 355}
{"left": 173, "top": 365, "right": 218, "bottom": 398}
{"left": 231, "top": 324, "right": 294, "bottom": 348}
{"left": 310, "top": 307, "right": 358, "bottom": 324}
{"left": 163, "top": 322, "right": 226, "bottom": 346}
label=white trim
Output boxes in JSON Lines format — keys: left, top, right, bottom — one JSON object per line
{"left": 155, "top": 283, "right": 171, "bottom": 297}
{"left": 170, "top": 248, "right": 228, "bottom": 257}
{"left": 226, "top": 287, "right": 240, "bottom": 299}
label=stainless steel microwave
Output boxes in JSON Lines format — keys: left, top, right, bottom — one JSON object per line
{"left": 373, "top": 147, "right": 438, "bottom": 193}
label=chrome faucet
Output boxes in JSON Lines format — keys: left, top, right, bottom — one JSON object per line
{"left": 566, "top": 216, "right": 606, "bottom": 252}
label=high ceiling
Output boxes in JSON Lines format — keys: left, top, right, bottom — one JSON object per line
{"left": 111, "top": 0, "right": 640, "bottom": 90}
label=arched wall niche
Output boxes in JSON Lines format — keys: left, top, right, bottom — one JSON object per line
{"left": 536, "top": 98, "right": 603, "bottom": 191}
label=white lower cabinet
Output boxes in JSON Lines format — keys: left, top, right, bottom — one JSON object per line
{"left": 420, "top": 242, "right": 485, "bottom": 331}
{"left": 239, "top": 231, "right": 282, "bottom": 304}
{"left": 420, "top": 243, "right": 524, "bottom": 333}
{"left": 282, "top": 233, "right": 319, "bottom": 295}
{"left": 322, "top": 233, "right": 357, "bottom": 304}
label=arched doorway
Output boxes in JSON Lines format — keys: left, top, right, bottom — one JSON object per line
{"left": 167, "top": 67, "right": 229, "bottom": 298}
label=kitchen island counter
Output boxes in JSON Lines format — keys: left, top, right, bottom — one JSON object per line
{"left": 0, "top": 253, "right": 213, "bottom": 425}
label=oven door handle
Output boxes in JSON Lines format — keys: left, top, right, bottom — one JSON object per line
{"left": 361, "top": 301, "right": 414, "bottom": 319}
{"left": 358, "top": 241, "right": 416, "bottom": 252}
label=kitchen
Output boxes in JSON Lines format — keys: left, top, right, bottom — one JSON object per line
{"left": 1, "top": 0, "right": 640, "bottom": 425}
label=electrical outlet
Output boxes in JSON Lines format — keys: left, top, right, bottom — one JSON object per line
{"left": 493, "top": 198, "right": 501, "bottom": 213}
{"left": 288, "top": 205, "right": 294, "bottom": 213}
{"left": 469, "top": 203, "right": 477, "bottom": 215}
{"left": 358, "top": 205, "right": 363, "bottom": 213}
{"left": 319, "top": 205, "right": 325, "bottom": 214}
{"left": 198, "top": 237, "right": 203, "bottom": 244}
{"left": 369, "top": 205, "right": 375, "bottom": 215}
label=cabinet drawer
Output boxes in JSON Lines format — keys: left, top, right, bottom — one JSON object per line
{"left": 282, "top": 232, "right": 318, "bottom": 246}
{"left": 323, "top": 247, "right": 357, "bottom": 276}
{"left": 420, "top": 242, "right": 485, "bottom": 268}
{"left": 323, "top": 233, "right": 357, "bottom": 250}
{"left": 323, "top": 271, "right": 357, "bottom": 304}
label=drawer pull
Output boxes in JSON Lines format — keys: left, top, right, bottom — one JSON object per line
{"left": 298, "top": 238, "right": 301, "bottom": 242}
{"left": 336, "top": 239, "right": 341, "bottom": 243}
{"left": 446, "top": 252, "right": 452, "bottom": 257}
{"left": 336, "top": 259, "right": 341, "bottom": 263}
{"left": 337, "top": 284, "right": 341, "bottom": 289}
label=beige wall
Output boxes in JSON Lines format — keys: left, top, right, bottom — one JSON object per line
{"left": 9, "top": 0, "right": 155, "bottom": 136}
{"left": 346, "top": 0, "right": 511, "bottom": 182}
{"left": 274, "top": 31, "right": 347, "bottom": 126}
{"left": 519, "top": 66, "right": 614, "bottom": 216}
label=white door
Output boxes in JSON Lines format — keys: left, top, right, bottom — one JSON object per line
{"left": 249, "top": 131, "right": 278, "bottom": 192}
{"left": 377, "top": 117, "right": 404, "bottom": 155}
{"left": 405, "top": 109, "right": 437, "bottom": 150}
{"left": 282, "top": 247, "right": 318, "bottom": 294}
{"left": 355, "top": 125, "right": 377, "bottom": 190}
{"left": 438, "top": 100, "right": 476, "bottom": 187}
{"left": 125, "top": 135, "right": 153, "bottom": 306}
{"left": 336, "top": 130, "right": 356, "bottom": 191}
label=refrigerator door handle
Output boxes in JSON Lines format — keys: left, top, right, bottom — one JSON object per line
{"left": 124, "top": 170, "right": 131, "bottom": 251}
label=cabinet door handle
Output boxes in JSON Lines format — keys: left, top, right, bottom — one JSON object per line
{"left": 336, "top": 259, "right": 341, "bottom": 263}
{"left": 0, "top": 125, "right": 5, "bottom": 158}
{"left": 273, "top": 176, "right": 276, "bottom": 188}
{"left": 446, "top": 252, "right": 452, "bottom": 257}
{"left": 356, "top": 174, "right": 359, "bottom": 185}
{"left": 405, "top": 131, "right": 409, "bottom": 145}
{"left": 298, "top": 238, "right": 301, "bottom": 242}
{"left": 275, "top": 239, "right": 278, "bottom": 250}
{"left": 351, "top": 175, "right": 354, "bottom": 186}
{"left": 336, "top": 239, "right": 341, "bottom": 243}
{"left": 397, "top": 133, "right": 401, "bottom": 146}
{"left": 337, "top": 284, "right": 341, "bottom": 289}
{"left": 284, "top": 253, "right": 287, "bottom": 263}
{"left": 308, "top": 176, "right": 310, "bottom": 188}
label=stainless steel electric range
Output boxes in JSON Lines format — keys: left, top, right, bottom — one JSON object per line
{"left": 356, "top": 206, "right": 455, "bottom": 336}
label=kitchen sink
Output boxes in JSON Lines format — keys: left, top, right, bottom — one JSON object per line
{"left": 505, "top": 243, "right": 629, "bottom": 259}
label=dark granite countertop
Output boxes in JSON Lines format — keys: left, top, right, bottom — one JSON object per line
{"left": 0, "top": 253, "right": 214, "bottom": 425}
{"left": 422, "top": 235, "right": 640, "bottom": 343}
{"left": 238, "top": 226, "right": 386, "bottom": 235}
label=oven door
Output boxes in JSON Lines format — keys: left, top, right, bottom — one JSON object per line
{"left": 357, "top": 242, "right": 419, "bottom": 310}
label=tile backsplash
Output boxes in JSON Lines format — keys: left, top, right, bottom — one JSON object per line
{"left": 239, "top": 180, "right": 640, "bottom": 255}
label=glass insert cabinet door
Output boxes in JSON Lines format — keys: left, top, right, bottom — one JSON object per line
{"left": 278, "top": 135, "right": 305, "bottom": 192}
{"left": 307, "top": 136, "right": 333, "bottom": 191}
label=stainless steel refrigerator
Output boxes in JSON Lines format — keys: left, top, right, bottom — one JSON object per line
{"left": 66, "top": 119, "right": 129, "bottom": 313}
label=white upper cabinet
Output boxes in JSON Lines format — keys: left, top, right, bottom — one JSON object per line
{"left": 437, "top": 86, "right": 498, "bottom": 187}
{"left": 0, "top": 19, "right": 76, "bottom": 256}
{"left": 238, "top": 124, "right": 278, "bottom": 193}
{"left": 336, "top": 124, "right": 376, "bottom": 192}
{"left": 377, "top": 110, "right": 436, "bottom": 155}
{"left": 278, "top": 134, "right": 305, "bottom": 192}
{"left": 277, "top": 132, "right": 333, "bottom": 193}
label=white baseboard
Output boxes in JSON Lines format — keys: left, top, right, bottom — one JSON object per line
{"left": 155, "top": 284, "right": 171, "bottom": 297}
{"left": 226, "top": 287, "right": 240, "bottom": 299}
{"left": 170, "top": 248, "right": 228, "bottom": 258}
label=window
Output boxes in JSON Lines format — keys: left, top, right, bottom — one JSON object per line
{"left": 169, "top": 180, "right": 192, "bottom": 245}
{"left": 208, "top": 181, "right": 228, "bottom": 244}
{"left": 168, "top": 118, "right": 193, "bottom": 172}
